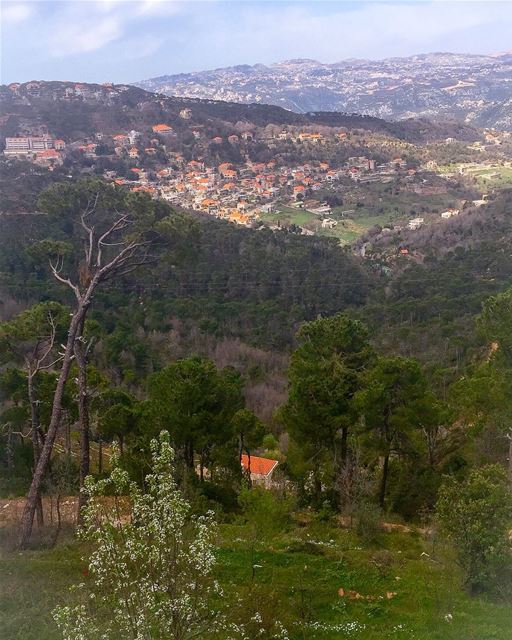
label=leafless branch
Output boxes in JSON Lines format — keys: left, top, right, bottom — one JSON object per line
{"left": 95, "top": 213, "right": 131, "bottom": 267}
{"left": 49, "top": 255, "right": 80, "bottom": 300}
{"left": 80, "top": 192, "right": 100, "bottom": 268}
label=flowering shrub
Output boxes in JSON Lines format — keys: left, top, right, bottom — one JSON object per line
{"left": 53, "top": 432, "right": 288, "bottom": 640}
{"left": 53, "top": 432, "right": 220, "bottom": 639}
{"left": 53, "top": 431, "right": 288, "bottom": 640}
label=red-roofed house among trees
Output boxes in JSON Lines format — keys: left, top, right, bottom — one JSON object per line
{"left": 241, "top": 454, "right": 279, "bottom": 486}
{"left": 152, "top": 124, "right": 173, "bottom": 134}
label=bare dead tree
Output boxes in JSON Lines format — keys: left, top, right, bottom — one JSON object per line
{"left": 25, "top": 310, "right": 63, "bottom": 527}
{"left": 18, "top": 194, "right": 152, "bottom": 549}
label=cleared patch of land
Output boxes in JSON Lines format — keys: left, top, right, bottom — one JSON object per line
{"left": 1, "top": 516, "right": 510, "bottom": 640}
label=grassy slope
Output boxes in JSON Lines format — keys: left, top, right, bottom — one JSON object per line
{"left": 1, "top": 519, "right": 510, "bottom": 640}
{"left": 259, "top": 187, "right": 462, "bottom": 245}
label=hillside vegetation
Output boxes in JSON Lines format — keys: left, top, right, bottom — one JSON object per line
{"left": 0, "top": 83, "right": 511, "bottom": 640}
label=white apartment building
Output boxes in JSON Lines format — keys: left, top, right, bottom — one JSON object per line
{"left": 4, "top": 136, "right": 54, "bottom": 156}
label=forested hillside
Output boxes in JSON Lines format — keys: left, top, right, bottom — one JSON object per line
{"left": 1, "top": 88, "right": 511, "bottom": 640}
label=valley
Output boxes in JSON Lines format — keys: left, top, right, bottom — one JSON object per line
{"left": 1, "top": 68, "right": 512, "bottom": 640}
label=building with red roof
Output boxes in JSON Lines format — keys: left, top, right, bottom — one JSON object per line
{"left": 152, "top": 124, "right": 173, "bottom": 134}
{"left": 241, "top": 454, "right": 279, "bottom": 486}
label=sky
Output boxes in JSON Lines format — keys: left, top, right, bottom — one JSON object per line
{"left": 1, "top": 0, "right": 511, "bottom": 84}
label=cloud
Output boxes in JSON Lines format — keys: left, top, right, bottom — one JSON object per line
{"left": 49, "top": 14, "right": 123, "bottom": 56}
{"left": 135, "top": 0, "right": 183, "bottom": 17}
{"left": 186, "top": 1, "right": 511, "bottom": 66}
{"left": 2, "top": 0, "right": 511, "bottom": 84}
{"left": 42, "top": 0, "right": 181, "bottom": 58}
{"left": 1, "top": 2, "right": 33, "bottom": 24}
{"left": 122, "top": 35, "right": 165, "bottom": 60}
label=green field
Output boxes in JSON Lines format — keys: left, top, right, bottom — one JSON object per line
{"left": 319, "top": 212, "right": 400, "bottom": 244}
{"left": 438, "top": 164, "right": 512, "bottom": 189}
{"left": 259, "top": 205, "right": 319, "bottom": 229}
{"left": 2, "top": 518, "right": 510, "bottom": 640}
{"left": 259, "top": 204, "right": 403, "bottom": 245}
{"left": 471, "top": 167, "right": 512, "bottom": 189}
{"left": 259, "top": 186, "right": 460, "bottom": 245}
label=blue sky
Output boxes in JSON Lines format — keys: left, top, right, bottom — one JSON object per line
{"left": 1, "top": 1, "right": 511, "bottom": 84}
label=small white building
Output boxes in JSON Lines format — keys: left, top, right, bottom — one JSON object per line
{"left": 441, "top": 209, "right": 460, "bottom": 219}
{"left": 408, "top": 217, "right": 424, "bottom": 230}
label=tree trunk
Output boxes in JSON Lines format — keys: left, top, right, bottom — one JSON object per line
{"left": 340, "top": 425, "right": 348, "bottom": 465}
{"left": 98, "top": 437, "right": 103, "bottom": 475}
{"left": 17, "top": 304, "right": 87, "bottom": 549}
{"left": 27, "top": 374, "right": 44, "bottom": 528}
{"left": 334, "top": 426, "right": 349, "bottom": 511}
{"left": 184, "top": 440, "right": 194, "bottom": 469}
{"left": 50, "top": 493, "right": 62, "bottom": 548}
{"left": 239, "top": 433, "right": 244, "bottom": 464}
{"left": 74, "top": 322, "right": 91, "bottom": 522}
{"left": 199, "top": 452, "right": 204, "bottom": 483}
{"left": 508, "top": 432, "right": 512, "bottom": 484}
{"left": 379, "top": 452, "right": 390, "bottom": 509}
{"left": 27, "top": 374, "right": 40, "bottom": 461}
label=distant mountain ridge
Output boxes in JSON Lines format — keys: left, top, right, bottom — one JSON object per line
{"left": 0, "top": 80, "right": 482, "bottom": 145}
{"left": 136, "top": 52, "right": 512, "bottom": 130}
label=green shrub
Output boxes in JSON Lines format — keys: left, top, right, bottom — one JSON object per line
{"left": 437, "top": 464, "right": 512, "bottom": 594}
{"left": 238, "top": 485, "right": 293, "bottom": 538}
{"left": 354, "top": 500, "right": 382, "bottom": 545}
{"left": 200, "top": 481, "right": 239, "bottom": 513}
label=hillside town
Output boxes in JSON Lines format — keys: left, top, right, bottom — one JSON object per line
{"left": 2, "top": 80, "right": 511, "bottom": 241}
{"left": 1, "top": 117, "right": 412, "bottom": 224}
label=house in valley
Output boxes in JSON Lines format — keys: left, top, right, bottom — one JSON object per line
{"left": 241, "top": 454, "right": 279, "bottom": 487}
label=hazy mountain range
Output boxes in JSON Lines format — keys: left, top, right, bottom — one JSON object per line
{"left": 136, "top": 52, "right": 512, "bottom": 130}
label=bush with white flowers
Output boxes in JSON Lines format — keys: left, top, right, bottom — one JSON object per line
{"left": 53, "top": 432, "right": 247, "bottom": 639}
{"left": 54, "top": 431, "right": 288, "bottom": 640}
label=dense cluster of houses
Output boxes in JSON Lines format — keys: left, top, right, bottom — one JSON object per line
{"left": 4, "top": 116, "right": 487, "bottom": 237}
{"left": 109, "top": 146, "right": 412, "bottom": 226}
{"left": 5, "top": 80, "right": 128, "bottom": 103}
{"left": 0, "top": 120, "right": 422, "bottom": 228}
{"left": 87, "top": 125, "right": 412, "bottom": 226}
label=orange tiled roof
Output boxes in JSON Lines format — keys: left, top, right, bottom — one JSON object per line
{"left": 152, "top": 124, "right": 173, "bottom": 132}
{"left": 36, "top": 150, "right": 59, "bottom": 158}
{"left": 241, "top": 454, "right": 278, "bottom": 476}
